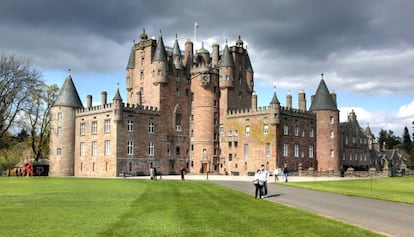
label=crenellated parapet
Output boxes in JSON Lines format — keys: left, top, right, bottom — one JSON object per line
{"left": 280, "top": 106, "right": 316, "bottom": 119}
{"left": 227, "top": 106, "right": 271, "bottom": 117}
{"left": 75, "top": 102, "right": 160, "bottom": 116}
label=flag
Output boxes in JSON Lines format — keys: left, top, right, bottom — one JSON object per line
{"left": 195, "top": 22, "right": 199, "bottom": 28}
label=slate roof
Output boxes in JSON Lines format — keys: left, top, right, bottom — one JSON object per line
{"left": 309, "top": 79, "right": 338, "bottom": 111}
{"left": 219, "top": 44, "right": 234, "bottom": 67}
{"left": 53, "top": 74, "right": 83, "bottom": 108}
{"left": 153, "top": 35, "right": 167, "bottom": 62}
{"left": 126, "top": 46, "right": 135, "bottom": 69}
{"left": 270, "top": 91, "right": 280, "bottom": 104}
{"left": 245, "top": 51, "right": 253, "bottom": 72}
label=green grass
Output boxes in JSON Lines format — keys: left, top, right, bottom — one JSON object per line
{"left": 0, "top": 177, "right": 383, "bottom": 237}
{"left": 282, "top": 176, "right": 414, "bottom": 204}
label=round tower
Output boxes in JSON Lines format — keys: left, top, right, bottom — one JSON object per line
{"left": 49, "top": 72, "right": 83, "bottom": 176}
{"left": 152, "top": 34, "right": 168, "bottom": 85}
{"left": 219, "top": 43, "right": 234, "bottom": 88}
{"left": 309, "top": 76, "right": 340, "bottom": 173}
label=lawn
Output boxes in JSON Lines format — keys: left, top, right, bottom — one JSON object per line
{"left": 282, "top": 176, "right": 414, "bottom": 204}
{"left": 0, "top": 177, "right": 383, "bottom": 237}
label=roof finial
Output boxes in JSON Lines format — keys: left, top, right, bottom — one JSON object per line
{"left": 225, "top": 38, "right": 228, "bottom": 45}
{"left": 176, "top": 33, "right": 178, "bottom": 39}
{"left": 159, "top": 29, "right": 162, "bottom": 35}
{"left": 117, "top": 82, "right": 119, "bottom": 89}
{"left": 321, "top": 73, "right": 324, "bottom": 79}
{"left": 68, "top": 68, "right": 71, "bottom": 76}
{"left": 273, "top": 82, "right": 276, "bottom": 92}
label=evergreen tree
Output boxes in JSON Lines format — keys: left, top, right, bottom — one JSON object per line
{"left": 402, "top": 126, "right": 413, "bottom": 153}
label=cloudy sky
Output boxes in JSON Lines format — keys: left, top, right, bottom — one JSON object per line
{"left": 1, "top": 0, "right": 413, "bottom": 137}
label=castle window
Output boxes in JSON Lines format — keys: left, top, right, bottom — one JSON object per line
{"left": 330, "top": 130, "right": 334, "bottom": 138}
{"left": 140, "top": 71, "right": 144, "bottom": 81}
{"left": 92, "top": 141, "right": 97, "bottom": 157}
{"left": 176, "top": 147, "right": 181, "bottom": 155}
{"left": 245, "top": 126, "right": 250, "bottom": 136}
{"left": 330, "top": 116, "right": 334, "bottom": 124}
{"left": 185, "top": 89, "right": 190, "bottom": 97}
{"left": 104, "top": 120, "right": 111, "bottom": 133}
{"left": 149, "top": 142, "right": 154, "bottom": 156}
{"left": 228, "top": 141, "right": 232, "bottom": 147}
{"left": 294, "top": 144, "right": 299, "bottom": 157}
{"left": 141, "top": 58, "right": 145, "bottom": 67}
{"left": 148, "top": 122, "right": 154, "bottom": 134}
{"left": 229, "top": 153, "right": 233, "bottom": 161}
{"left": 309, "top": 145, "right": 314, "bottom": 158}
{"left": 80, "top": 123, "right": 85, "bottom": 136}
{"left": 191, "top": 130, "right": 194, "bottom": 138}
{"left": 265, "top": 143, "right": 270, "bottom": 156}
{"left": 176, "top": 74, "right": 180, "bottom": 81}
{"left": 104, "top": 140, "right": 110, "bottom": 156}
{"left": 225, "top": 75, "right": 230, "bottom": 81}
{"left": 92, "top": 121, "right": 98, "bottom": 135}
{"left": 294, "top": 126, "right": 299, "bottom": 136}
{"left": 238, "top": 91, "right": 242, "bottom": 100}
{"left": 284, "top": 125, "right": 289, "bottom": 135}
{"left": 127, "top": 121, "right": 133, "bottom": 132}
{"left": 244, "top": 144, "right": 249, "bottom": 157}
{"left": 330, "top": 149, "right": 334, "bottom": 158}
{"left": 175, "top": 113, "right": 182, "bottom": 131}
{"left": 309, "top": 128, "right": 314, "bottom": 138}
{"left": 263, "top": 124, "right": 269, "bottom": 135}
{"left": 234, "top": 141, "right": 238, "bottom": 147}
{"left": 176, "top": 88, "right": 180, "bottom": 96}
{"left": 219, "top": 124, "right": 224, "bottom": 133}
{"left": 56, "top": 148, "right": 61, "bottom": 156}
{"left": 345, "top": 137, "right": 348, "bottom": 145}
{"left": 127, "top": 141, "right": 134, "bottom": 155}
{"left": 57, "top": 112, "right": 62, "bottom": 121}
{"left": 283, "top": 144, "right": 288, "bottom": 157}
{"left": 80, "top": 142, "right": 85, "bottom": 157}
{"left": 57, "top": 127, "right": 62, "bottom": 136}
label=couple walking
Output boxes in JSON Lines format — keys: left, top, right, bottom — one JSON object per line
{"left": 253, "top": 165, "right": 268, "bottom": 198}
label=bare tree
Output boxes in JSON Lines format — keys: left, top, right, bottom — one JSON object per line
{"left": 0, "top": 55, "right": 42, "bottom": 139}
{"left": 19, "top": 83, "right": 59, "bottom": 161}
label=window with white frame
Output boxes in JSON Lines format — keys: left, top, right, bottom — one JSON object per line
{"left": 57, "top": 112, "right": 62, "bottom": 121}
{"left": 104, "top": 119, "right": 111, "bottom": 133}
{"left": 80, "top": 123, "right": 85, "bottom": 136}
{"left": 92, "top": 141, "right": 97, "bottom": 157}
{"left": 294, "top": 126, "right": 299, "bottom": 136}
{"left": 57, "top": 148, "right": 61, "bottom": 156}
{"left": 127, "top": 121, "right": 133, "bottom": 132}
{"left": 330, "top": 130, "right": 334, "bottom": 138}
{"left": 330, "top": 149, "right": 334, "bottom": 158}
{"left": 57, "top": 127, "right": 62, "bottom": 136}
{"left": 149, "top": 142, "right": 154, "bottom": 156}
{"left": 219, "top": 124, "right": 224, "bottom": 133}
{"left": 309, "top": 128, "right": 314, "bottom": 138}
{"left": 309, "top": 145, "right": 314, "bottom": 158}
{"left": 80, "top": 142, "right": 85, "bottom": 157}
{"left": 283, "top": 125, "right": 289, "bottom": 135}
{"left": 330, "top": 116, "right": 334, "bottom": 124}
{"left": 127, "top": 141, "right": 133, "bottom": 155}
{"left": 92, "top": 121, "right": 98, "bottom": 135}
{"left": 263, "top": 124, "right": 269, "bottom": 135}
{"left": 283, "top": 144, "right": 288, "bottom": 157}
{"left": 294, "top": 144, "right": 299, "bottom": 157}
{"left": 245, "top": 126, "right": 250, "bottom": 136}
{"left": 148, "top": 122, "right": 154, "bottom": 134}
{"left": 104, "top": 140, "right": 110, "bottom": 156}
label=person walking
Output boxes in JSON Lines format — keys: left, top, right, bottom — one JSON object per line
{"left": 180, "top": 167, "right": 185, "bottom": 181}
{"left": 283, "top": 164, "right": 289, "bottom": 182}
{"left": 260, "top": 165, "right": 268, "bottom": 196}
{"left": 253, "top": 169, "right": 264, "bottom": 198}
{"left": 273, "top": 167, "right": 279, "bottom": 182}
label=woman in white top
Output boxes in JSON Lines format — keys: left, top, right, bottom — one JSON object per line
{"left": 253, "top": 169, "right": 264, "bottom": 198}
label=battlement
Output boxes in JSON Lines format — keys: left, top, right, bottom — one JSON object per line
{"left": 280, "top": 106, "right": 316, "bottom": 119}
{"left": 227, "top": 106, "right": 271, "bottom": 117}
{"left": 75, "top": 103, "right": 159, "bottom": 116}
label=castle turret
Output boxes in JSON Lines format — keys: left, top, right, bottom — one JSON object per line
{"left": 252, "top": 91, "right": 257, "bottom": 111}
{"left": 112, "top": 86, "right": 123, "bottom": 121}
{"left": 245, "top": 49, "right": 254, "bottom": 93}
{"left": 172, "top": 35, "right": 182, "bottom": 70}
{"left": 101, "top": 91, "right": 107, "bottom": 105}
{"left": 152, "top": 34, "right": 168, "bottom": 85}
{"left": 183, "top": 39, "right": 193, "bottom": 69}
{"left": 49, "top": 71, "right": 83, "bottom": 176}
{"left": 212, "top": 43, "right": 219, "bottom": 68}
{"left": 86, "top": 95, "right": 92, "bottom": 108}
{"left": 219, "top": 43, "right": 234, "bottom": 88}
{"left": 309, "top": 77, "right": 340, "bottom": 172}
{"left": 126, "top": 44, "right": 135, "bottom": 92}
{"left": 270, "top": 87, "right": 281, "bottom": 125}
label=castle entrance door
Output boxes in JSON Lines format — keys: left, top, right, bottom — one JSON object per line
{"left": 202, "top": 163, "right": 208, "bottom": 173}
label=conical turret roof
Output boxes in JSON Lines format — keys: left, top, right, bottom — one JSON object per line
{"left": 53, "top": 73, "right": 83, "bottom": 108}
{"left": 270, "top": 91, "right": 280, "bottom": 104}
{"left": 112, "top": 86, "right": 122, "bottom": 101}
{"left": 220, "top": 44, "right": 234, "bottom": 67}
{"left": 126, "top": 45, "right": 135, "bottom": 69}
{"left": 309, "top": 79, "right": 338, "bottom": 111}
{"left": 172, "top": 37, "right": 181, "bottom": 56}
{"left": 153, "top": 34, "right": 167, "bottom": 62}
{"left": 245, "top": 50, "right": 253, "bottom": 72}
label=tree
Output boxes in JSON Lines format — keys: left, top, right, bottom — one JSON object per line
{"left": 402, "top": 126, "right": 413, "bottom": 153}
{"left": 378, "top": 129, "right": 401, "bottom": 150}
{"left": 0, "top": 55, "right": 42, "bottom": 139}
{"left": 19, "top": 83, "right": 59, "bottom": 161}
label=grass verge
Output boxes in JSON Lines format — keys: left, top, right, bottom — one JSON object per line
{"left": 281, "top": 176, "right": 414, "bottom": 204}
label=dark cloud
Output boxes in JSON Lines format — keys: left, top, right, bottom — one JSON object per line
{"left": 1, "top": 0, "right": 414, "bottom": 97}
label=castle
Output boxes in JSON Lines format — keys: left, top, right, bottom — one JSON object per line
{"left": 49, "top": 29, "right": 345, "bottom": 177}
